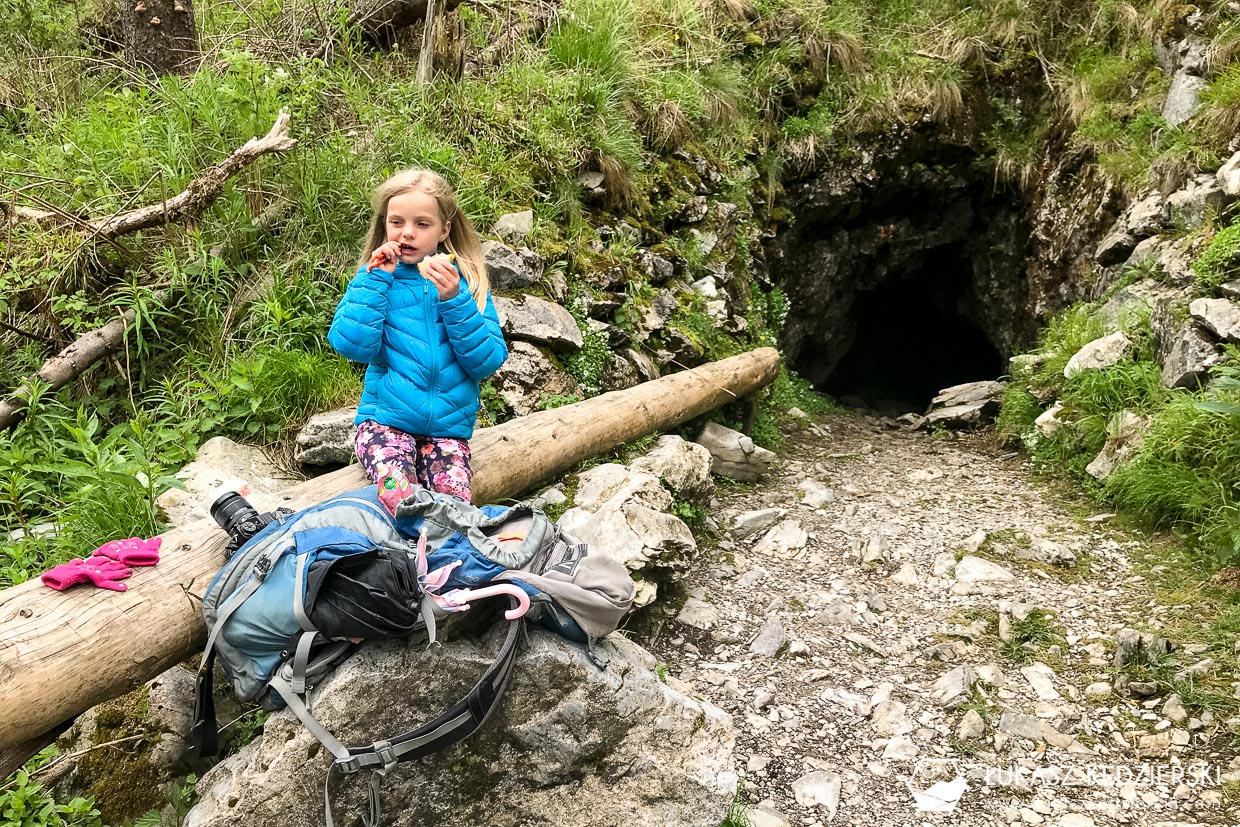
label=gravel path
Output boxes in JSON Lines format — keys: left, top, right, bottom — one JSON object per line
{"left": 642, "top": 413, "right": 1239, "bottom": 827}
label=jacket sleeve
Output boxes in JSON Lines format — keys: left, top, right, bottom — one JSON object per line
{"left": 328, "top": 265, "right": 394, "bottom": 365}
{"left": 439, "top": 285, "right": 508, "bottom": 380}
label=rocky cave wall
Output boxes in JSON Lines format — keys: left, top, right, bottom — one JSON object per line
{"left": 768, "top": 130, "right": 1121, "bottom": 412}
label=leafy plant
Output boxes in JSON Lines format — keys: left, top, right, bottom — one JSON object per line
{"left": 0, "top": 771, "right": 106, "bottom": 827}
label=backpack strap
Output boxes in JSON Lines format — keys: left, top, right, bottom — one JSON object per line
{"left": 186, "top": 544, "right": 284, "bottom": 758}
{"left": 271, "top": 599, "right": 525, "bottom": 827}
{"left": 337, "top": 610, "right": 524, "bottom": 772}
{"left": 185, "top": 648, "right": 219, "bottom": 759}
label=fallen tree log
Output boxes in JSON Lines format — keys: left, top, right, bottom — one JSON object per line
{"left": 0, "top": 346, "right": 779, "bottom": 751}
{"left": 0, "top": 304, "right": 149, "bottom": 431}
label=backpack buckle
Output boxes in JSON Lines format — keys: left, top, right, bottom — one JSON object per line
{"left": 373, "top": 740, "right": 399, "bottom": 774}
{"left": 335, "top": 754, "right": 363, "bottom": 774}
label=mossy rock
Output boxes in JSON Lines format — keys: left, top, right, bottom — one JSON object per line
{"left": 56, "top": 688, "right": 165, "bottom": 825}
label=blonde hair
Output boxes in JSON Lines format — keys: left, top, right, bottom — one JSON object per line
{"left": 358, "top": 169, "right": 490, "bottom": 311}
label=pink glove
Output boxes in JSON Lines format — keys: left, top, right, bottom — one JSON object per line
{"left": 41, "top": 557, "right": 134, "bottom": 592}
{"left": 93, "top": 536, "right": 161, "bottom": 567}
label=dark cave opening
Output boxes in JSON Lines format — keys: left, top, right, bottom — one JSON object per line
{"left": 817, "top": 249, "right": 1006, "bottom": 415}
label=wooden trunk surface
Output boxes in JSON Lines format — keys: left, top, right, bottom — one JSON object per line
{"left": 0, "top": 347, "right": 778, "bottom": 749}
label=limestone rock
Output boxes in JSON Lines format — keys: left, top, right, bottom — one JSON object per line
{"left": 746, "top": 802, "right": 791, "bottom": 827}
{"left": 797, "top": 479, "right": 833, "bottom": 508}
{"left": 1016, "top": 535, "right": 1077, "bottom": 567}
{"left": 491, "top": 209, "right": 534, "bottom": 242}
{"left": 294, "top": 407, "right": 358, "bottom": 466}
{"left": 997, "top": 711, "right": 1073, "bottom": 749}
{"left": 599, "top": 349, "right": 641, "bottom": 392}
{"left": 1124, "top": 192, "right": 1171, "bottom": 236}
{"left": 1190, "top": 297, "right": 1240, "bottom": 344}
{"left": 635, "top": 249, "right": 675, "bottom": 283}
{"left": 1096, "top": 278, "right": 1180, "bottom": 330}
{"left": 1218, "top": 149, "right": 1240, "bottom": 196}
{"left": 694, "top": 421, "right": 776, "bottom": 482}
{"left": 1085, "top": 411, "right": 1147, "bottom": 481}
{"left": 1159, "top": 320, "right": 1223, "bottom": 389}
{"left": 156, "top": 436, "right": 294, "bottom": 528}
{"left": 750, "top": 615, "right": 787, "bottom": 658}
{"left": 482, "top": 240, "right": 544, "bottom": 293}
{"left": 1162, "top": 71, "right": 1208, "bottom": 126}
{"left": 731, "top": 508, "right": 785, "bottom": 540}
{"left": 677, "top": 596, "right": 719, "bottom": 630}
{"left": 629, "top": 435, "right": 715, "bottom": 502}
{"left": 752, "top": 520, "right": 808, "bottom": 558}
{"left": 956, "top": 709, "right": 986, "bottom": 740}
{"left": 557, "top": 464, "right": 695, "bottom": 599}
{"left": 1035, "top": 401, "right": 1066, "bottom": 438}
{"left": 1114, "top": 628, "right": 1174, "bottom": 669}
{"left": 1063, "top": 331, "right": 1133, "bottom": 377}
{"left": 791, "top": 771, "right": 841, "bottom": 819}
{"left": 1166, "top": 174, "right": 1227, "bottom": 228}
{"left": 183, "top": 632, "right": 737, "bottom": 827}
{"left": 930, "top": 665, "right": 977, "bottom": 707}
{"left": 576, "top": 170, "right": 606, "bottom": 199}
{"left": 491, "top": 341, "right": 581, "bottom": 416}
{"left": 493, "top": 294, "right": 583, "bottom": 353}
{"left": 1020, "top": 662, "right": 1061, "bottom": 701}
{"left": 919, "top": 380, "right": 1005, "bottom": 429}
{"left": 1095, "top": 226, "right": 1138, "bottom": 266}
{"left": 951, "top": 555, "right": 1016, "bottom": 595}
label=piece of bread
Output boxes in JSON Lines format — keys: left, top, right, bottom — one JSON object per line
{"left": 416, "top": 252, "right": 455, "bottom": 276}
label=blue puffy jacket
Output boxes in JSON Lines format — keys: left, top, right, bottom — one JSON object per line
{"left": 327, "top": 261, "right": 508, "bottom": 439}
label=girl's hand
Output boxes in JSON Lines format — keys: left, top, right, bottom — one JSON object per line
{"left": 422, "top": 256, "right": 461, "bottom": 301}
{"left": 366, "top": 241, "right": 401, "bottom": 273}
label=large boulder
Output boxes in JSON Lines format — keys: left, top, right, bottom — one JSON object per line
{"left": 557, "top": 464, "right": 697, "bottom": 602}
{"left": 294, "top": 406, "right": 358, "bottom": 466}
{"left": 156, "top": 436, "right": 295, "bottom": 528}
{"left": 493, "top": 294, "right": 584, "bottom": 353}
{"left": 183, "top": 631, "right": 736, "bottom": 827}
{"left": 629, "top": 435, "right": 715, "bottom": 503}
{"left": 919, "top": 380, "right": 1005, "bottom": 429}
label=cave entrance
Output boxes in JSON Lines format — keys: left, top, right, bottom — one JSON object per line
{"left": 818, "top": 247, "right": 1005, "bottom": 415}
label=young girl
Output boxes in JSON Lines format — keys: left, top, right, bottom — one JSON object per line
{"left": 328, "top": 169, "right": 507, "bottom": 503}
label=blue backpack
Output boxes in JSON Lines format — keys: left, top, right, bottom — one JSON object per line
{"left": 186, "top": 485, "right": 634, "bottom": 824}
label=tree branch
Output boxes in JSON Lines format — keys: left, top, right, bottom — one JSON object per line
{"left": 82, "top": 110, "right": 297, "bottom": 240}
{"left": 0, "top": 112, "right": 297, "bottom": 431}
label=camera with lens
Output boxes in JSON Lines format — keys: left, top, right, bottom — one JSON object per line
{"left": 210, "top": 491, "right": 293, "bottom": 557}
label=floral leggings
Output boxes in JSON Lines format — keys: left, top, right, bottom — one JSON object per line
{"left": 354, "top": 420, "right": 473, "bottom": 502}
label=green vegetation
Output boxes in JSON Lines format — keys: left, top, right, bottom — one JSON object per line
{"left": 0, "top": 768, "right": 106, "bottom": 827}
{"left": 8, "top": 0, "right": 1240, "bottom": 816}
{"left": 999, "top": 285, "right": 1240, "bottom": 565}
{"left": 999, "top": 609, "right": 1065, "bottom": 665}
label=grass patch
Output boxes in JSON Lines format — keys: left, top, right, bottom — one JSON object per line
{"left": 999, "top": 609, "right": 1064, "bottom": 666}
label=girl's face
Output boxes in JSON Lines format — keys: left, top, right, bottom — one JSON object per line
{"left": 385, "top": 190, "right": 451, "bottom": 264}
